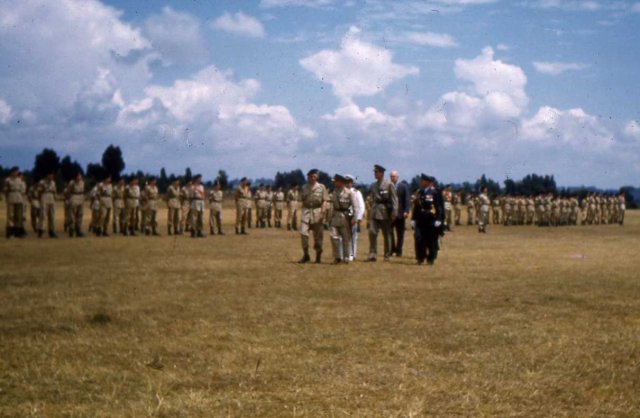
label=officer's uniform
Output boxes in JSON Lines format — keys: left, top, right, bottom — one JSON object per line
{"left": 366, "top": 165, "right": 398, "bottom": 261}
{"left": 180, "top": 183, "right": 192, "bottom": 233}
{"left": 299, "top": 169, "right": 329, "bottom": 263}
{"left": 412, "top": 175, "right": 444, "bottom": 265}
{"left": 144, "top": 183, "right": 160, "bottom": 235}
{"left": 208, "top": 188, "right": 224, "bottom": 235}
{"left": 28, "top": 183, "right": 41, "bottom": 233}
{"left": 98, "top": 181, "right": 113, "bottom": 236}
{"left": 234, "top": 181, "right": 251, "bottom": 234}
{"left": 273, "top": 189, "right": 285, "bottom": 228}
{"left": 68, "top": 178, "right": 85, "bottom": 237}
{"left": 112, "top": 182, "right": 126, "bottom": 234}
{"left": 166, "top": 184, "right": 181, "bottom": 235}
{"left": 38, "top": 177, "right": 57, "bottom": 237}
{"left": 329, "top": 175, "right": 357, "bottom": 263}
{"left": 255, "top": 187, "right": 269, "bottom": 228}
{"left": 190, "top": 180, "right": 206, "bottom": 237}
{"left": 3, "top": 172, "right": 25, "bottom": 238}
{"left": 124, "top": 181, "right": 140, "bottom": 236}
{"left": 477, "top": 191, "right": 490, "bottom": 233}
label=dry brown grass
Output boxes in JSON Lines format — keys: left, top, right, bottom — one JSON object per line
{"left": 1, "top": 204, "right": 639, "bottom": 417}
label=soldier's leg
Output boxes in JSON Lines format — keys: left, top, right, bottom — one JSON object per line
{"left": 368, "top": 219, "right": 379, "bottom": 258}
{"left": 292, "top": 210, "right": 298, "bottom": 231}
{"left": 6, "top": 203, "right": 14, "bottom": 238}
{"left": 350, "top": 223, "right": 358, "bottom": 260}
{"left": 389, "top": 221, "right": 397, "bottom": 255}
{"left": 102, "top": 207, "right": 111, "bottom": 235}
{"left": 298, "top": 220, "right": 311, "bottom": 263}
{"left": 342, "top": 226, "right": 352, "bottom": 263}
{"left": 426, "top": 229, "right": 438, "bottom": 264}
{"left": 381, "top": 220, "right": 392, "bottom": 259}
{"left": 312, "top": 222, "right": 324, "bottom": 263}
{"left": 209, "top": 208, "right": 216, "bottom": 234}
{"left": 215, "top": 211, "right": 223, "bottom": 234}
{"left": 31, "top": 206, "right": 39, "bottom": 232}
{"left": 47, "top": 204, "right": 56, "bottom": 235}
{"left": 38, "top": 205, "right": 46, "bottom": 234}
{"left": 414, "top": 227, "right": 426, "bottom": 263}
{"left": 330, "top": 226, "right": 341, "bottom": 261}
{"left": 395, "top": 218, "right": 406, "bottom": 256}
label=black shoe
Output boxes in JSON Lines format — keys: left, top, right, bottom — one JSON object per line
{"left": 241, "top": 228, "right": 248, "bottom": 235}
{"left": 315, "top": 251, "right": 322, "bottom": 264}
{"left": 76, "top": 230, "right": 84, "bottom": 237}
{"left": 332, "top": 258, "right": 343, "bottom": 264}
{"left": 218, "top": 230, "right": 225, "bottom": 235}
{"left": 38, "top": 229, "right": 43, "bottom": 238}
{"left": 191, "top": 230, "right": 196, "bottom": 238}
{"left": 197, "top": 231, "right": 205, "bottom": 238}
{"left": 235, "top": 227, "right": 239, "bottom": 235}
{"left": 298, "top": 252, "right": 310, "bottom": 264}
{"left": 49, "top": 231, "right": 58, "bottom": 239}
{"left": 427, "top": 260, "right": 435, "bottom": 266}
{"left": 102, "top": 231, "right": 109, "bottom": 237}
{"left": 365, "top": 255, "right": 377, "bottom": 262}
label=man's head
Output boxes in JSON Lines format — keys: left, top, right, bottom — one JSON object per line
{"left": 333, "top": 174, "right": 346, "bottom": 188}
{"left": 75, "top": 171, "right": 83, "bottom": 181}
{"left": 148, "top": 177, "right": 156, "bottom": 186}
{"left": 214, "top": 182, "right": 221, "bottom": 190}
{"left": 171, "top": 179, "right": 180, "bottom": 187}
{"left": 46, "top": 172, "right": 55, "bottom": 181}
{"left": 193, "top": 174, "right": 202, "bottom": 185}
{"left": 103, "top": 175, "right": 112, "bottom": 184}
{"left": 10, "top": 166, "right": 19, "bottom": 177}
{"left": 374, "top": 164, "right": 385, "bottom": 181}
{"left": 420, "top": 173, "right": 433, "bottom": 189}
{"left": 307, "top": 169, "right": 319, "bottom": 184}
{"left": 389, "top": 170, "right": 399, "bottom": 185}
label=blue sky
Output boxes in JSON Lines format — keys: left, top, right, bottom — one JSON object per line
{"left": 1, "top": 0, "right": 639, "bottom": 188}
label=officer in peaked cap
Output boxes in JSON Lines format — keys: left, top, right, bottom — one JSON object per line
{"left": 365, "top": 164, "right": 398, "bottom": 262}
{"left": 298, "top": 168, "right": 329, "bottom": 263}
{"left": 411, "top": 174, "right": 444, "bottom": 266}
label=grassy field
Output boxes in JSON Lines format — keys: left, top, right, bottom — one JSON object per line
{"left": 1, "top": 205, "right": 639, "bottom": 417}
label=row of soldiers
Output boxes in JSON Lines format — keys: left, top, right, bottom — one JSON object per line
{"left": 441, "top": 187, "right": 627, "bottom": 231}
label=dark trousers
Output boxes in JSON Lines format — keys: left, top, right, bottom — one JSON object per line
{"left": 414, "top": 226, "right": 438, "bottom": 263}
{"left": 390, "top": 217, "right": 406, "bottom": 255}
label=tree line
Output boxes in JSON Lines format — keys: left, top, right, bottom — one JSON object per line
{"left": 1, "top": 145, "right": 636, "bottom": 208}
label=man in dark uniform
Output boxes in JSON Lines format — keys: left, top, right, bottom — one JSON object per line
{"left": 411, "top": 174, "right": 444, "bottom": 266}
{"left": 389, "top": 170, "right": 411, "bottom": 257}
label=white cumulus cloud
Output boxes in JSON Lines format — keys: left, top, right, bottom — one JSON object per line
{"left": 212, "top": 11, "right": 266, "bottom": 38}
{"left": 0, "top": 98, "right": 11, "bottom": 124}
{"left": 624, "top": 120, "right": 640, "bottom": 141}
{"left": 300, "top": 27, "right": 419, "bottom": 104}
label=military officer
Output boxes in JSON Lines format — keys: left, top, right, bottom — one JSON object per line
{"left": 286, "top": 183, "right": 299, "bottom": 231}
{"left": 180, "top": 180, "right": 193, "bottom": 234}
{"left": 38, "top": 172, "right": 57, "bottom": 238}
{"left": 329, "top": 174, "right": 357, "bottom": 264}
{"left": 390, "top": 170, "right": 411, "bottom": 256}
{"left": 68, "top": 172, "right": 85, "bottom": 237}
{"left": 477, "top": 187, "right": 490, "bottom": 233}
{"left": 234, "top": 177, "right": 251, "bottom": 235}
{"left": 208, "top": 181, "right": 224, "bottom": 235}
{"left": 255, "top": 184, "right": 269, "bottom": 228}
{"left": 618, "top": 191, "right": 626, "bottom": 225}
{"left": 411, "top": 174, "right": 444, "bottom": 266}
{"left": 298, "top": 169, "right": 329, "bottom": 264}
{"left": 365, "top": 164, "right": 398, "bottom": 262}
{"left": 97, "top": 175, "right": 113, "bottom": 236}
{"left": 3, "top": 167, "right": 25, "bottom": 238}
{"left": 124, "top": 177, "right": 140, "bottom": 236}
{"left": 112, "top": 178, "right": 126, "bottom": 234}
{"left": 165, "top": 179, "right": 180, "bottom": 235}
{"left": 190, "top": 174, "right": 206, "bottom": 238}
{"left": 144, "top": 177, "right": 160, "bottom": 236}
{"left": 273, "top": 186, "right": 285, "bottom": 228}
{"left": 453, "top": 191, "right": 462, "bottom": 226}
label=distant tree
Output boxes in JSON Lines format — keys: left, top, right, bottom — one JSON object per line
{"left": 216, "top": 169, "right": 229, "bottom": 190}
{"left": 504, "top": 178, "right": 517, "bottom": 196}
{"left": 317, "top": 170, "right": 332, "bottom": 189}
{"left": 33, "top": 148, "right": 60, "bottom": 181}
{"left": 474, "top": 174, "right": 501, "bottom": 196}
{"left": 60, "top": 155, "right": 83, "bottom": 182}
{"left": 158, "top": 167, "right": 169, "bottom": 193}
{"left": 274, "top": 169, "right": 305, "bottom": 189}
{"left": 86, "top": 163, "right": 107, "bottom": 188}
{"left": 184, "top": 167, "right": 193, "bottom": 182}
{"left": 620, "top": 186, "right": 638, "bottom": 209}
{"left": 101, "top": 145, "right": 125, "bottom": 180}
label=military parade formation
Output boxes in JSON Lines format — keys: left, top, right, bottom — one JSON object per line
{"left": 4, "top": 165, "right": 628, "bottom": 265}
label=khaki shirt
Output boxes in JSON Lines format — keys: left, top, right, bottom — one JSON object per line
{"left": 98, "top": 183, "right": 113, "bottom": 209}
{"left": 125, "top": 185, "right": 140, "bottom": 208}
{"left": 38, "top": 179, "right": 57, "bottom": 205}
{"left": 144, "top": 185, "right": 159, "bottom": 210}
{"left": 68, "top": 179, "right": 85, "bottom": 205}
{"left": 166, "top": 185, "right": 181, "bottom": 209}
{"left": 28, "top": 185, "right": 40, "bottom": 208}
{"left": 330, "top": 187, "right": 356, "bottom": 227}
{"left": 255, "top": 189, "right": 269, "bottom": 209}
{"left": 369, "top": 179, "right": 398, "bottom": 220}
{"left": 208, "top": 189, "right": 223, "bottom": 212}
{"left": 287, "top": 189, "right": 299, "bottom": 211}
{"left": 4, "top": 177, "right": 25, "bottom": 204}
{"left": 274, "top": 191, "right": 285, "bottom": 210}
{"left": 235, "top": 186, "right": 252, "bottom": 209}
{"left": 113, "top": 185, "right": 125, "bottom": 209}
{"left": 300, "top": 182, "right": 328, "bottom": 224}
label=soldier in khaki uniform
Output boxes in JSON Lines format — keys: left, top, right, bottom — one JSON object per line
{"left": 617, "top": 191, "right": 626, "bottom": 225}
{"left": 124, "top": 177, "right": 140, "bottom": 236}
{"left": 97, "top": 175, "right": 113, "bottom": 236}
{"left": 180, "top": 180, "right": 193, "bottom": 234}
{"left": 28, "top": 180, "right": 41, "bottom": 234}
{"left": 89, "top": 184, "right": 101, "bottom": 235}
{"left": 208, "top": 182, "right": 224, "bottom": 235}
{"left": 234, "top": 177, "right": 251, "bottom": 235}
{"left": 38, "top": 172, "right": 58, "bottom": 238}
{"left": 491, "top": 196, "right": 501, "bottom": 225}
{"left": 190, "top": 174, "right": 206, "bottom": 238}
{"left": 273, "top": 187, "right": 285, "bottom": 228}
{"left": 442, "top": 185, "right": 453, "bottom": 231}
{"left": 255, "top": 184, "right": 269, "bottom": 228}
{"left": 68, "top": 172, "right": 85, "bottom": 237}
{"left": 465, "top": 193, "right": 475, "bottom": 226}
{"left": 143, "top": 177, "right": 160, "bottom": 236}
{"left": 112, "top": 178, "right": 125, "bottom": 234}
{"left": 166, "top": 179, "right": 181, "bottom": 235}
{"left": 266, "top": 185, "right": 274, "bottom": 227}
{"left": 452, "top": 191, "right": 462, "bottom": 226}
{"left": 477, "top": 187, "right": 490, "bottom": 233}
{"left": 4, "top": 167, "right": 25, "bottom": 238}
{"left": 365, "top": 164, "right": 398, "bottom": 262}
{"left": 329, "top": 174, "right": 358, "bottom": 264}
{"left": 298, "top": 169, "right": 329, "bottom": 264}
{"left": 286, "top": 184, "right": 299, "bottom": 231}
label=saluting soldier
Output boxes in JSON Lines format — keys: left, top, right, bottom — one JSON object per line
{"left": 124, "top": 177, "right": 140, "bottom": 236}
{"left": 190, "top": 174, "right": 206, "bottom": 238}
{"left": 166, "top": 179, "right": 181, "bottom": 235}
{"left": 68, "top": 172, "right": 85, "bottom": 237}
{"left": 3, "top": 167, "right": 25, "bottom": 238}
{"left": 144, "top": 177, "right": 160, "bottom": 236}
{"left": 234, "top": 177, "right": 251, "bottom": 235}
{"left": 411, "top": 174, "right": 444, "bottom": 266}
{"left": 273, "top": 186, "right": 285, "bottom": 228}
{"left": 329, "top": 174, "right": 357, "bottom": 264}
{"left": 112, "top": 178, "right": 126, "bottom": 234}
{"left": 38, "top": 172, "right": 58, "bottom": 238}
{"left": 365, "top": 164, "right": 398, "bottom": 262}
{"left": 286, "top": 184, "right": 299, "bottom": 231}
{"left": 298, "top": 169, "right": 329, "bottom": 264}
{"left": 208, "top": 182, "right": 224, "bottom": 235}
{"left": 97, "top": 175, "right": 113, "bottom": 236}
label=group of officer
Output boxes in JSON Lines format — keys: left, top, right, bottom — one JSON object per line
{"left": 440, "top": 188, "right": 627, "bottom": 234}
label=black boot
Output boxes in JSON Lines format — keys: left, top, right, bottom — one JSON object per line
{"left": 241, "top": 227, "right": 248, "bottom": 235}
{"left": 315, "top": 250, "right": 322, "bottom": 264}
{"left": 76, "top": 228, "right": 84, "bottom": 237}
{"left": 210, "top": 226, "right": 215, "bottom": 235}
{"left": 38, "top": 229, "right": 43, "bottom": 238}
{"left": 129, "top": 227, "right": 136, "bottom": 237}
{"left": 96, "top": 227, "right": 102, "bottom": 237}
{"left": 287, "top": 224, "right": 291, "bottom": 231}
{"left": 191, "top": 229, "right": 196, "bottom": 238}
{"left": 235, "top": 227, "right": 240, "bottom": 235}
{"left": 69, "top": 227, "right": 74, "bottom": 238}
{"left": 152, "top": 227, "right": 160, "bottom": 236}
{"left": 218, "top": 227, "right": 224, "bottom": 235}
{"left": 298, "top": 250, "right": 310, "bottom": 264}
{"left": 197, "top": 230, "right": 205, "bottom": 238}
{"left": 49, "top": 230, "right": 58, "bottom": 238}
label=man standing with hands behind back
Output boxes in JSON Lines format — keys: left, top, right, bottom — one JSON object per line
{"left": 366, "top": 164, "right": 398, "bottom": 262}
{"left": 389, "top": 170, "right": 410, "bottom": 257}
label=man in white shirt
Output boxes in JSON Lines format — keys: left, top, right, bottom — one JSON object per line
{"left": 344, "top": 174, "right": 364, "bottom": 261}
